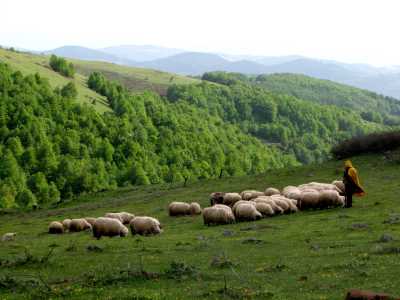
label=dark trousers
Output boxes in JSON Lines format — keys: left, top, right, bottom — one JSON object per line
{"left": 345, "top": 192, "right": 353, "bottom": 208}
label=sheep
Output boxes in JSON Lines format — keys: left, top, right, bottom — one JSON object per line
{"left": 234, "top": 203, "right": 262, "bottom": 222}
{"left": 203, "top": 205, "right": 235, "bottom": 226}
{"left": 318, "top": 190, "right": 339, "bottom": 208}
{"left": 232, "top": 200, "right": 253, "bottom": 214}
{"left": 62, "top": 219, "right": 71, "bottom": 231}
{"left": 92, "top": 217, "right": 128, "bottom": 239}
{"left": 84, "top": 217, "right": 97, "bottom": 227}
{"left": 254, "top": 198, "right": 284, "bottom": 214}
{"left": 264, "top": 187, "right": 280, "bottom": 196}
{"left": 130, "top": 216, "right": 162, "bottom": 236}
{"left": 48, "top": 221, "right": 64, "bottom": 234}
{"left": 120, "top": 212, "right": 135, "bottom": 224}
{"left": 168, "top": 202, "right": 191, "bottom": 216}
{"left": 332, "top": 180, "right": 345, "bottom": 194}
{"left": 299, "top": 191, "right": 320, "bottom": 210}
{"left": 69, "top": 219, "right": 92, "bottom": 232}
{"left": 222, "top": 193, "right": 242, "bottom": 206}
{"left": 255, "top": 202, "right": 274, "bottom": 217}
{"left": 104, "top": 212, "right": 124, "bottom": 223}
{"left": 1, "top": 233, "right": 16, "bottom": 242}
{"left": 209, "top": 192, "right": 225, "bottom": 206}
{"left": 240, "top": 190, "right": 265, "bottom": 200}
{"left": 298, "top": 182, "right": 339, "bottom": 192}
{"left": 190, "top": 202, "right": 202, "bottom": 215}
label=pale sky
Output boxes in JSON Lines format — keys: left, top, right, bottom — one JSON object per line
{"left": 2, "top": 0, "right": 399, "bottom": 66}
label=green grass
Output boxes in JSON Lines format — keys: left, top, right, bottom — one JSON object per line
{"left": 72, "top": 59, "right": 200, "bottom": 96}
{"left": 0, "top": 154, "right": 400, "bottom": 299}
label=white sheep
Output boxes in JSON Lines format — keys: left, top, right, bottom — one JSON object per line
{"left": 332, "top": 180, "right": 345, "bottom": 194}
{"left": 104, "top": 212, "right": 124, "bottom": 223}
{"left": 69, "top": 219, "right": 92, "bottom": 232}
{"left": 130, "top": 216, "right": 162, "bottom": 235}
{"left": 1, "top": 233, "right": 16, "bottom": 242}
{"left": 234, "top": 203, "right": 262, "bottom": 221}
{"left": 203, "top": 205, "right": 235, "bottom": 226}
{"left": 168, "top": 202, "right": 191, "bottom": 216}
{"left": 240, "top": 190, "right": 265, "bottom": 200}
{"left": 299, "top": 191, "right": 320, "bottom": 210}
{"left": 190, "top": 202, "right": 202, "bottom": 215}
{"left": 222, "top": 193, "right": 242, "bottom": 206}
{"left": 48, "top": 221, "right": 64, "bottom": 234}
{"left": 93, "top": 217, "right": 128, "bottom": 239}
{"left": 84, "top": 217, "right": 97, "bottom": 227}
{"left": 62, "top": 219, "right": 71, "bottom": 231}
{"left": 264, "top": 187, "right": 280, "bottom": 196}
{"left": 255, "top": 202, "right": 274, "bottom": 217}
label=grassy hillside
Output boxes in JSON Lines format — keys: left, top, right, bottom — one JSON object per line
{"left": 0, "top": 153, "right": 399, "bottom": 299}
{"left": 71, "top": 58, "right": 200, "bottom": 96}
{"left": 0, "top": 48, "right": 110, "bottom": 113}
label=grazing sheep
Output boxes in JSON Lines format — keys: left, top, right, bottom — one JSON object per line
{"left": 62, "top": 219, "right": 71, "bottom": 231}
{"left": 93, "top": 217, "right": 128, "bottom": 239}
{"left": 168, "top": 202, "right": 191, "bottom": 216}
{"left": 84, "top": 217, "right": 97, "bottom": 227}
{"left": 232, "top": 200, "right": 253, "bottom": 214}
{"left": 255, "top": 198, "right": 284, "bottom": 214}
{"left": 234, "top": 203, "right": 262, "bottom": 221}
{"left": 332, "top": 180, "right": 345, "bottom": 194}
{"left": 255, "top": 202, "right": 274, "bottom": 217}
{"left": 190, "top": 202, "right": 202, "bottom": 215}
{"left": 222, "top": 193, "right": 242, "bottom": 206}
{"left": 203, "top": 205, "right": 235, "bottom": 226}
{"left": 319, "top": 190, "right": 341, "bottom": 208}
{"left": 264, "top": 187, "right": 280, "bottom": 196}
{"left": 104, "top": 212, "right": 124, "bottom": 223}
{"left": 299, "top": 192, "right": 320, "bottom": 210}
{"left": 298, "top": 182, "right": 339, "bottom": 192}
{"left": 240, "top": 190, "right": 265, "bottom": 200}
{"left": 48, "top": 221, "right": 64, "bottom": 234}
{"left": 69, "top": 219, "right": 92, "bottom": 232}
{"left": 1, "top": 233, "right": 16, "bottom": 242}
{"left": 130, "top": 216, "right": 162, "bottom": 236}
{"left": 119, "top": 212, "right": 135, "bottom": 224}
{"left": 209, "top": 192, "right": 225, "bottom": 206}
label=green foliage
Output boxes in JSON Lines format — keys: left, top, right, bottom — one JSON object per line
{"left": 175, "top": 73, "right": 386, "bottom": 164}
{"left": 60, "top": 82, "right": 78, "bottom": 99}
{"left": 0, "top": 63, "right": 293, "bottom": 209}
{"left": 49, "top": 54, "right": 75, "bottom": 78}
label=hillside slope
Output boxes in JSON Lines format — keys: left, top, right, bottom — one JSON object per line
{"left": 0, "top": 48, "right": 110, "bottom": 113}
{"left": 0, "top": 154, "right": 399, "bottom": 299}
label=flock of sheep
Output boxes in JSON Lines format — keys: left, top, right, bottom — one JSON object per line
{"left": 48, "top": 212, "right": 162, "bottom": 238}
{"left": 43, "top": 180, "right": 346, "bottom": 239}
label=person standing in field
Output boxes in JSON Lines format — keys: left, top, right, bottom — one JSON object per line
{"left": 343, "top": 160, "right": 365, "bottom": 208}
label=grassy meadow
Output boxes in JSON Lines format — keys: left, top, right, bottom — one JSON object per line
{"left": 0, "top": 153, "right": 400, "bottom": 299}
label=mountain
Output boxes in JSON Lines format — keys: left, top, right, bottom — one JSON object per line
{"left": 43, "top": 46, "right": 136, "bottom": 65}
{"left": 100, "top": 45, "right": 184, "bottom": 62}
{"left": 138, "top": 52, "right": 230, "bottom": 75}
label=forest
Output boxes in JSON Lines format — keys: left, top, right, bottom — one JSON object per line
{"left": 0, "top": 63, "right": 294, "bottom": 209}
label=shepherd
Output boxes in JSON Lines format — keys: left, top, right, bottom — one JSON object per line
{"left": 343, "top": 160, "right": 365, "bottom": 208}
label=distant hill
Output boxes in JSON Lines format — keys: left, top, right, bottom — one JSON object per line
{"left": 138, "top": 52, "right": 230, "bottom": 75}
{"left": 100, "top": 45, "right": 184, "bottom": 62}
{"left": 43, "top": 46, "right": 136, "bottom": 66}
{"left": 253, "top": 73, "right": 400, "bottom": 124}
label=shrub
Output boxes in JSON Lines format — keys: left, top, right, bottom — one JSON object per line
{"left": 331, "top": 131, "right": 400, "bottom": 159}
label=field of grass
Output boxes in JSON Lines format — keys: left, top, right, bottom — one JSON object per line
{"left": 0, "top": 153, "right": 400, "bottom": 299}
{"left": 72, "top": 59, "right": 200, "bottom": 96}
{"left": 0, "top": 48, "right": 110, "bottom": 113}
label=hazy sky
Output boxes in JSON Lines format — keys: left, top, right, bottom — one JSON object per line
{"left": 2, "top": 0, "right": 399, "bottom": 66}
